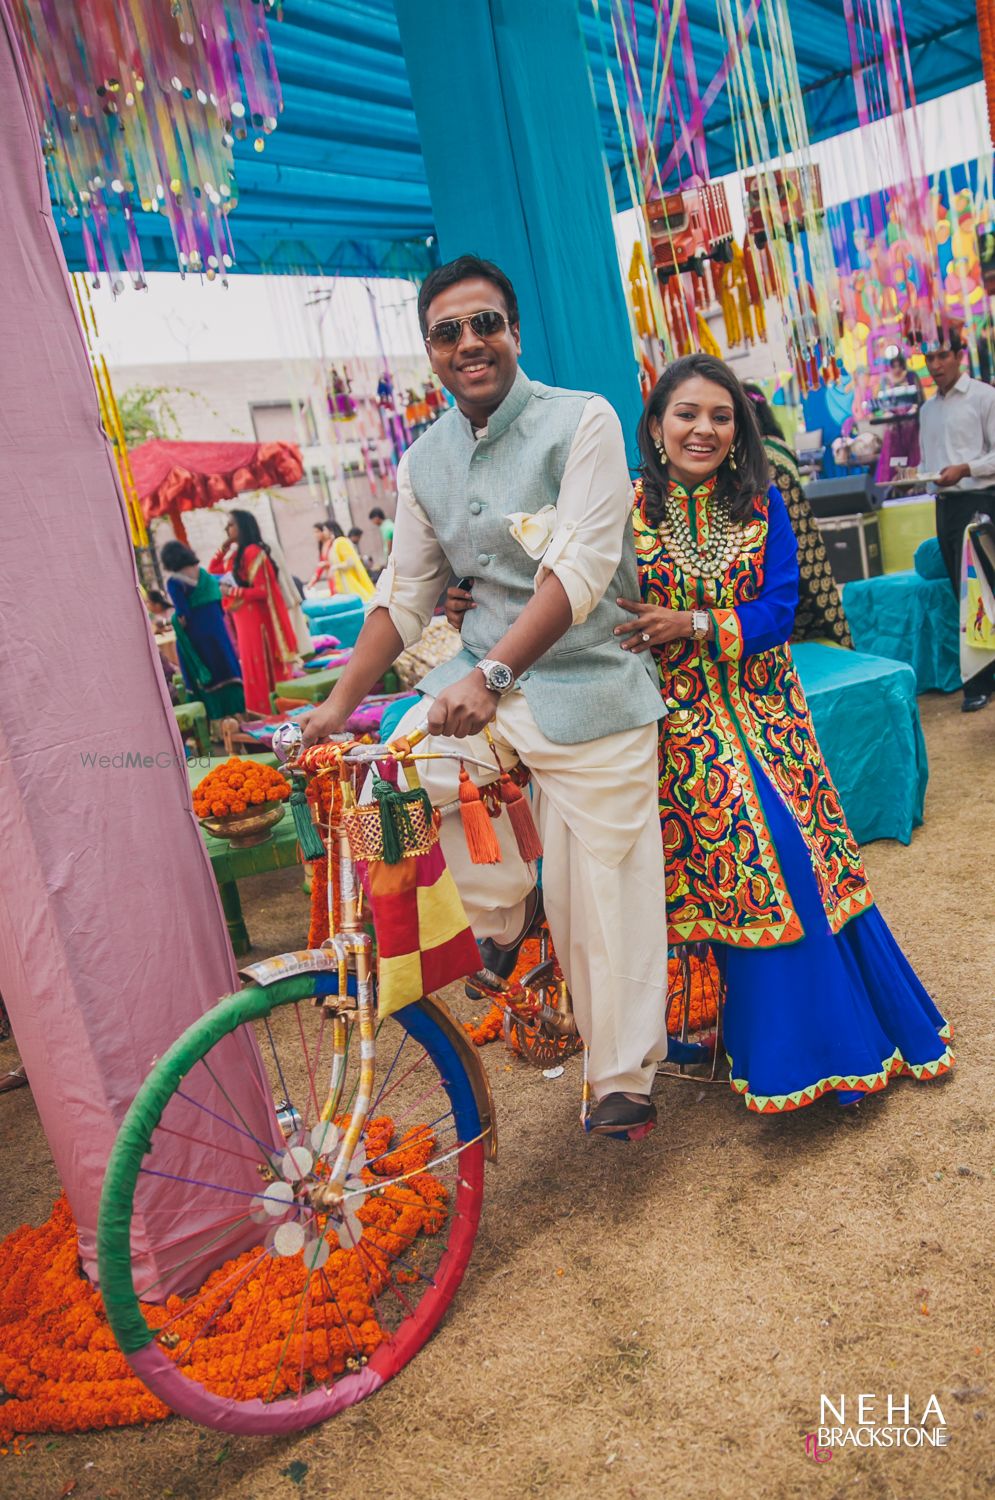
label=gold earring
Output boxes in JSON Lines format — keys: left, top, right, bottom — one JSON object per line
{"left": 655, "top": 438, "right": 668, "bottom": 463}
{"left": 727, "top": 449, "right": 738, "bottom": 472}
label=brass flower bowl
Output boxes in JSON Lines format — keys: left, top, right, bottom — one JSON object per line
{"left": 199, "top": 803, "right": 286, "bottom": 849}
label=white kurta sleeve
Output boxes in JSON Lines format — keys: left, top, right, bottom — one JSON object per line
{"left": 367, "top": 452, "right": 452, "bottom": 649}
{"left": 533, "top": 396, "right": 633, "bottom": 623}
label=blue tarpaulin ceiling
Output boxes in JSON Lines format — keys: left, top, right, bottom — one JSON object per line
{"left": 57, "top": 0, "right": 983, "bottom": 279}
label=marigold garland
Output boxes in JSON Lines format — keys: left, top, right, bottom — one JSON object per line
{"left": 462, "top": 930, "right": 720, "bottom": 1048}
{"left": 306, "top": 773, "right": 343, "bottom": 947}
{"left": 192, "top": 756, "right": 291, "bottom": 820}
{"left": 0, "top": 1114, "right": 446, "bottom": 1439}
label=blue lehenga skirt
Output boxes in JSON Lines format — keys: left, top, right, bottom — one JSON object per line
{"left": 712, "top": 753, "right": 953, "bottom": 1112}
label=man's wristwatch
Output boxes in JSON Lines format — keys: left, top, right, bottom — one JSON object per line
{"left": 690, "top": 610, "right": 710, "bottom": 642}
{"left": 476, "top": 658, "right": 516, "bottom": 695}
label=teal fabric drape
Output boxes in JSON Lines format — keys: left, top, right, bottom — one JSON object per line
{"left": 793, "top": 644, "right": 928, "bottom": 846}
{"left": 842, "top": 572, "right": 960, "bottom": 695}
{"left": 394, "top": 0, "right": 642, "bottom": 456}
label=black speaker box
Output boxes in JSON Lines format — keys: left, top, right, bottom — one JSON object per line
{"left": 805, "top": 473, "right": 882, "bottom": 518}
{"left": 815, "top": 513, "right": 883, "bottom": 585}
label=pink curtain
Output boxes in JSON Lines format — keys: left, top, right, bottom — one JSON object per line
{"left": 0, "top": 2, "right": 277, "bottom": 1294}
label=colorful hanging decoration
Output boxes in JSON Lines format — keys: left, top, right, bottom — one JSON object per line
{"left": 10, "top": 0, "right": 283, "bottom": 291}
{"left": 717, "top": 0, "right": 841, "bottom": 389}
{"left": 831, "top": 0, "right": 941, "bottom": 362}
{"left": 590, "top": 0, "right": 766, "bottom": 367}
{"left": 71, "top": 272, "right": 148, "bottom": 548}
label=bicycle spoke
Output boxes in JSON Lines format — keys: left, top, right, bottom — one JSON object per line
{"left": 174, "top": 1086, "right": 277, "bottom": 1164}
{"left": 293, "top": 1002, "right": 322, "bottom": 1124}
{"left": 137, "top": 1210, "right": 256, "bottom": 1296}
{"left": 301, "top": 1008, "right": 328, "bottom": 1133}
{"left": 155, "top": 1122, "right": 263, "bottom": 1167}
{"left": 369, "top": 1027, "right": 409, "bottom": 1114}
{"left": 201, "top": 1056, "right": 279, "bottom": 1158}
{"left": 263, "top": 1016, "right": 296, "bottom": 1118}
{"left": 232, "top": 1252, "right": 275, "bottom": 1398}
{"left": 172, "top": 1245, "right": 272, "bottom": 1364}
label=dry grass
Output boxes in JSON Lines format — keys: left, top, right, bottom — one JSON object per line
{"left": 0, "top": 692, "right": 991, "bottom": 1500}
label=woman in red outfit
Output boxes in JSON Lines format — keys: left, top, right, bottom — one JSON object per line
{"left": 209, "top": 510, "right": 298, "bottom": 713}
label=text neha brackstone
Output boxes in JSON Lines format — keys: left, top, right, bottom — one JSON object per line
{"left": 79, "top": 750, "right": 200, "bottom": 770}
{"left": 817, "top": 1393, "right": 949, "bottom": 1449}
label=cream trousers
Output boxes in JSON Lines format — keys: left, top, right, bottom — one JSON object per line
{"left": 390, "top": 691, "right": 669, "bottom": 1098}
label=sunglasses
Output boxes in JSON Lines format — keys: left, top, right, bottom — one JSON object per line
{"left": 426, "top": 309, "right": 508, "bottom": 349}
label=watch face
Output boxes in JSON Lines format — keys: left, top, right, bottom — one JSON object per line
{"left": 486, "top": 663, "right": 514, "bottom": 692}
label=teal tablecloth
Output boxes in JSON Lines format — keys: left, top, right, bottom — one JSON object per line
{"left": 842, "top": 571, "right": 960, "bottom": 695}
{"left": 793, "top": 643, "right": 928, "bottom": 845}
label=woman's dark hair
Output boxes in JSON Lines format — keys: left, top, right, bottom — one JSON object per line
{"left": 146, "top": 589, "right": 170, "bottom": 610}
{"left": 742, "top": 382, "right": 786, "bottom": 442}
{"left": 160, "top": 540, "right": 198, "bottom": 572}
{"left": 228, "top": 508, "right": 277, "bottom": 585}
{"left": 417, "top": 254, "right": 520, "bottom": 336}
{"left": 637, "top": 355, "right": 771, "bottom": 525}
{"left": 327, "top": 521, "right": 344, "bottom": 539}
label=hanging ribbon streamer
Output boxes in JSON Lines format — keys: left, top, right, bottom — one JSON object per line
{"left": 10, "top": 0, "right": 283, "bottom": 291}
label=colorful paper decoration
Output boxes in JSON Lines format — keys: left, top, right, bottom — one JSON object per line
{"left": 10, "top": 0, "right": 283, "bottom": 290}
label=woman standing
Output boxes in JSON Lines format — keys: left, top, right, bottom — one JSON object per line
{"left": 160, "top": 541, "right": 245, "bottom": 721}
{"left": 323, "top": 521, "right": 376, "bottom": 601}
{"left": 873, "top": 352, "right": 922, "bottom": 487}
{"left": 615, "top": 354, "right": 951, "bottom": 1114}
{"left": 308, "top": 521, "right": 336, "bottom": 593}
{"left": 743, "top": 383, "right": 853, "bottom": 647}
{"left": 308, "top": 520, "right": 375, "bottom": 601}
{"left": 209, "top": 510, "right": 298, "bottom": 714}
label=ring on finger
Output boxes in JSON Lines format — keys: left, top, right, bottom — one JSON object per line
{"left": 641, "top": 631, "right": 651, "bottom": 643}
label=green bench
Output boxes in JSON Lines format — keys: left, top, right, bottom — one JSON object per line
{"left": 173, "top": 700, "right": 210, "bottom": 756}
{"left": 271, "top": 664, "right": 400, "bottom": 709}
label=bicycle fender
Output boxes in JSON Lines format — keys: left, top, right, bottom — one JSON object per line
{"left": 238, "top": 949, "right": 341, "bottom": 987}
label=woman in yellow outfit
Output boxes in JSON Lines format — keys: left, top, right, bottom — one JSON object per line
{"left": 312, "top": 521, "right": 376, "bottom": 601}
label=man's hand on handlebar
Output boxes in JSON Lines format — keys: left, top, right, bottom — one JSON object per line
{"left": 300, "top": 699, "right": 348, "bottom": 748}
{"left": 426, "top": 672, "right": 499, "bottom": 738}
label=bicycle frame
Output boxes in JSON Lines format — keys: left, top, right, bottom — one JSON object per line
{"left": 247, "top": 732, "right": 500, "bottom": 1212}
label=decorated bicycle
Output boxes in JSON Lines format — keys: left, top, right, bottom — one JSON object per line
{"left": 94, "top": 722, "right": 613, "bottom": 1435}
{"left": 97, "top": 717, "right": 721, "bottom": 1434}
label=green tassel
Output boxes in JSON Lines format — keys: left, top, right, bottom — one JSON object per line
{"left": 289, "top": 779, "right": 325, "bottom": 860}
{"left": 372, "top": 773, "right": 433, "bottom": 864}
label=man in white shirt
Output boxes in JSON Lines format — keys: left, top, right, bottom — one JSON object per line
{"left": 921, "top": 326, "right": 995, "bottom": 710}
{"left": 301, "top": 254, "right": 670, "bottom": 1138}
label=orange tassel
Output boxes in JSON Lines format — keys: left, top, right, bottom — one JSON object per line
{"left": 498, "top": 773, "right": 543, "bottom": 861}
{"left": 458, "top": 765, "right": 502, "bottom": 864}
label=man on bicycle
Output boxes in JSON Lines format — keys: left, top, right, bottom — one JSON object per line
{"left": 302, "top": 254, "right": 668, "bottom": 1138}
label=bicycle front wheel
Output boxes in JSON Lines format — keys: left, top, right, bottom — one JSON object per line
{"left": 98, "top": 974, "right": 488, "bottom": 1434}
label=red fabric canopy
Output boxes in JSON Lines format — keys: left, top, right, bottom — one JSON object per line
{"left": 131, "top": 439, "right": 304, "bottom": 521}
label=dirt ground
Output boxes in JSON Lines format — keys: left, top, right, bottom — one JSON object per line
{"left": 1, "top": 691, "right": 991, "bottom": 1500}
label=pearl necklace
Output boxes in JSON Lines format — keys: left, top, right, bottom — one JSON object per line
{"left": 661, "top": 488, "right": 743, "bottom": 578}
